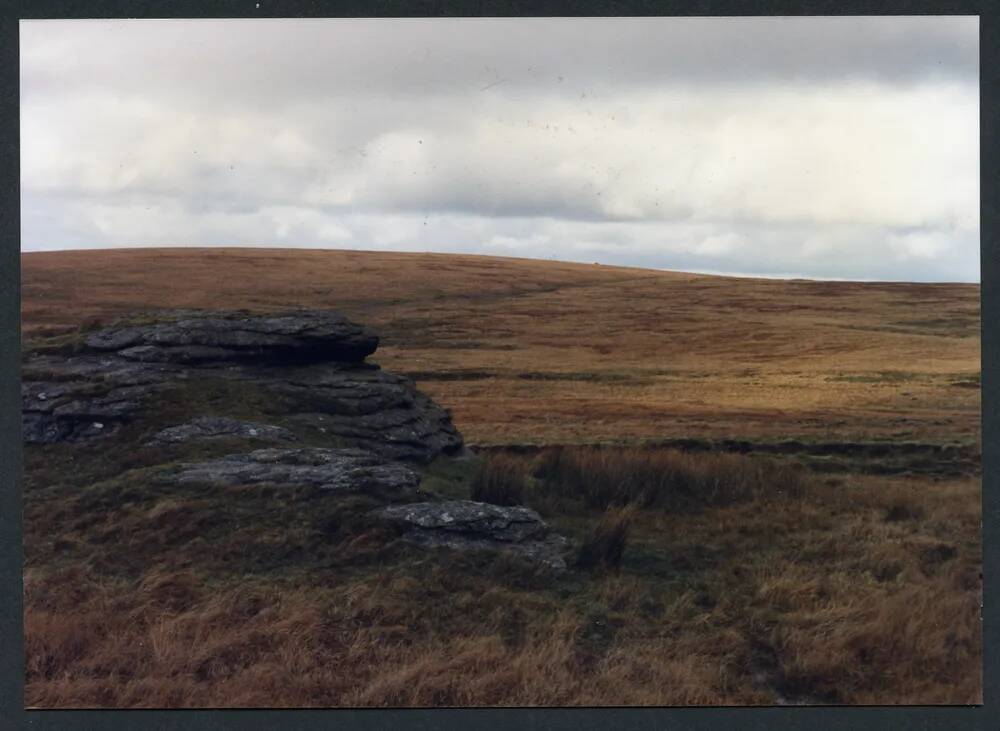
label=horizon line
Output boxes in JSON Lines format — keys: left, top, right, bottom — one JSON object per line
{"left": 18, "top": 245, "right": 982, "bottom": 286}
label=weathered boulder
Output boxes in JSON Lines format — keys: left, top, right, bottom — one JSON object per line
{"left": 147, "top": 417, "right": 295, "bottom": 446}
{"left": 21, "top": 359, "right": 177, "bottom": 442}
{"left": 22, "top": 310, "right": 464, "bottom": 462}
{"left": 85, "top": 310, "right": 378, "bottom": 364}
{"left": 376, "top": 500, "right": 571, "bottom": 571}
{"left": 274, "top": 364, "right": 463, "bottom": 462}
{"left": 158, "top": 447, "right": 420, "bottom": 494}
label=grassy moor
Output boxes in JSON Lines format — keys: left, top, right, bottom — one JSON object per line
{"left": 23, "top": 248, "right": 980, "bottom": 448}
{"left": 21, "top": 248, "right": 981, "bottom": 706}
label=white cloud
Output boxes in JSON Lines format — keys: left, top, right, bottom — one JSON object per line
{"left": 888, "top": 230, "right": 955, "bottom": 260}
{"left": 19, "top": 18, "right": 980, "bottom": 282}
{"left": 694, "top": 233, "right": 744, "bottom": 257}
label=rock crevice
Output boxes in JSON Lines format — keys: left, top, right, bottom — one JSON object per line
{"left": 147, "top": 417, "right": 296, "bottom": 446}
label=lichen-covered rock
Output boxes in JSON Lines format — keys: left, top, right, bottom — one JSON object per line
{"left": 21, "top": 365, "right": 174, "bottom": 443}
{"left": 147, "top": 417, "right": 296, "bottom": 446}
{"left": 275, "top": 364, "right": 463, "bottom": 462}
{"left": 84, "top": 310, "right": 379, "bottom": 364}
{"left": 22, "top": 309, "right": 464, "bottom": 462}
{"left": 377, "top": 500, "right": 549, "bottom": 541}
{"left": 376, "top": 500, "right": 571, "bottom": 571}
{"left": 159, "top": 447, "right": 419, "bottom": 493}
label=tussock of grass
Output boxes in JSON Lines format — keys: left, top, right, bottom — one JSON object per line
{"left": 532, "top": 446, "right": 807, "bottom": 511}
{"left": 470, "top": 454, "right": 526, "bottom": 506}
{"left": 883, "top": 498, "right": 926, "bottom": 523}
{"left": 576, "top": 505, "right": 635, "bottom": 570}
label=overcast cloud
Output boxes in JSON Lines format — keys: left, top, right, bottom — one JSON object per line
{"left": 20, "top": 17, "right": 979, "bottom": 281}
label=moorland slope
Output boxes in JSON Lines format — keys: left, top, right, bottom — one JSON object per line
{"left": 22, "top": 248, "right": 981, "bottom": 448}
{"left": 20, "top": 248, "right": 982, "bottom": 707}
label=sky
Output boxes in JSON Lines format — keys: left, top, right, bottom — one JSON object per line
{"left": 20, "top": 17, "right": 980, "bottom": 281}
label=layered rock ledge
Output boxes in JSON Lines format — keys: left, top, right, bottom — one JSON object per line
{"left": 84, "top": 310, "right": 378, "bottom": 364}
{"left": 147, "top": 417, "right": 296, "bottom": 446}
{"left": 22, "top": 309, "right": 463, "bottom": 463}
{"left": 22, "top": 310, "right": 575, "bottom": 571}
{"left": 158, "top": 447, "right": 420, "bottom": 494}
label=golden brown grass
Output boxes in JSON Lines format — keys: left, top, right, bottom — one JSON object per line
{"left": 21, "top": 248, "right": 981, "bottom": 447}
{"left": 576, "top": 505, "right": 636, "bottom": 570}
{"left": 470, "top": 453, "right": 526, "bottom": 506}
{"left": 23, "top": 467, "right": 981, "bottom": 707}
{"left": 531, "top": 446, "right": 807, "bottom": 510}
{"left": 19, "top": 248, "right": 982, "bottom": 706}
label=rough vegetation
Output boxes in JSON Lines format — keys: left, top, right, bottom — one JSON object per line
{"left": 576, "top": 505, "right": 636, "bottom": 570}
{"left": 470, "top": 453, "right": 527, "bottom": 506}
{"left": 20, "top": 249, "right": 981, "bottom": 707}
{"left": 529, "top": 446, "right": 807, "bottom": 511}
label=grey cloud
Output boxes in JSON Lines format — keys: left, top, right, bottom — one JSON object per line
{"left": 19, "top": 17, "right": 980, "bottom": 282}
{"left": 21, "top": 17, "right": 978, "bottom": 103}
